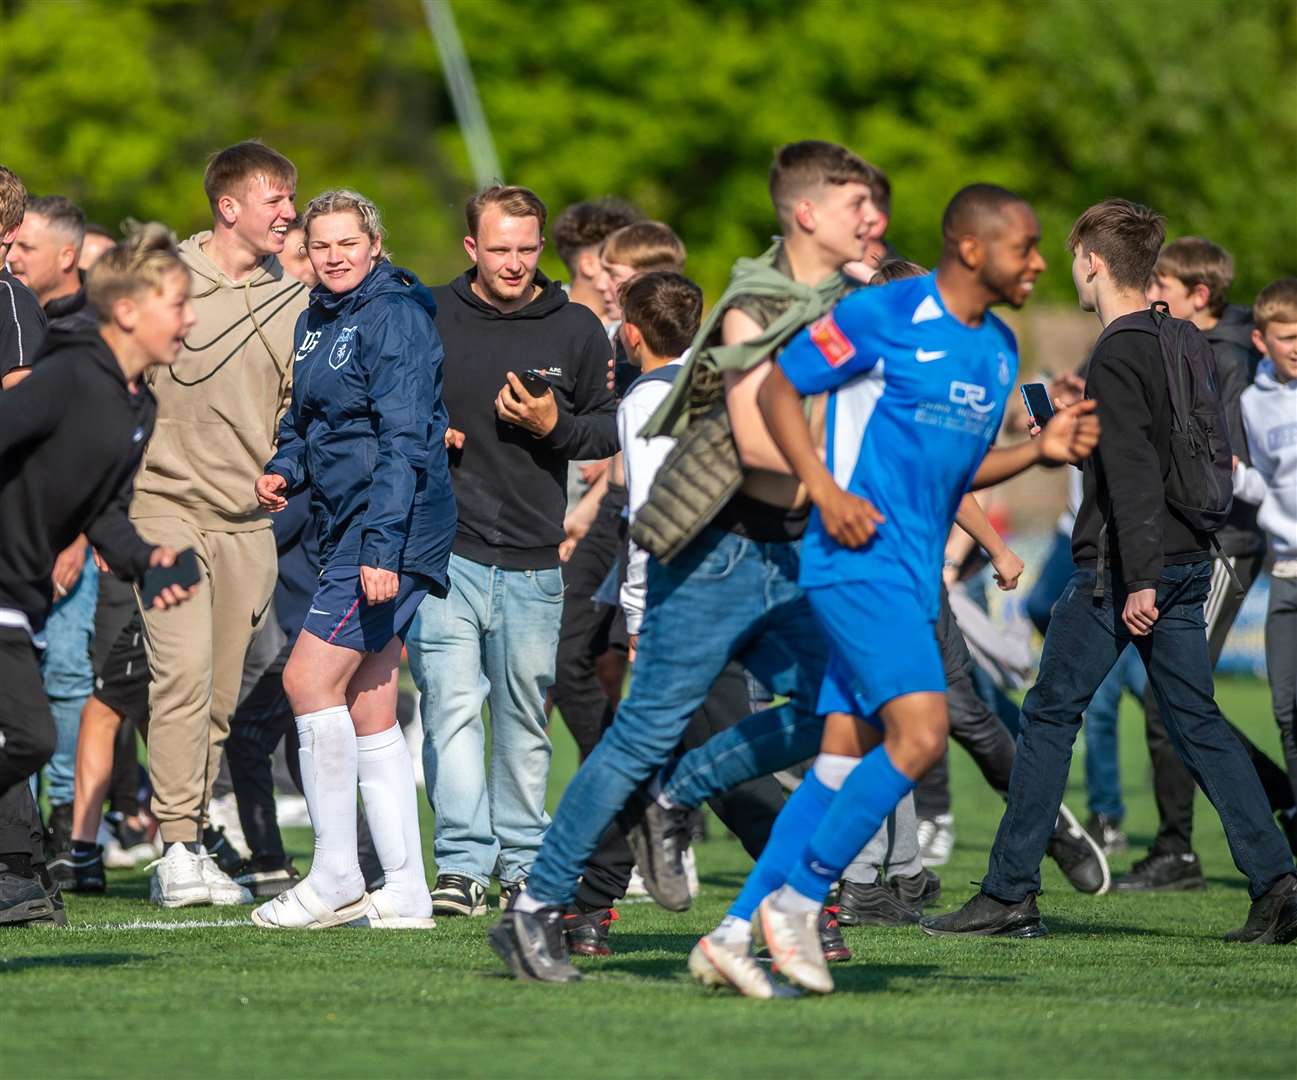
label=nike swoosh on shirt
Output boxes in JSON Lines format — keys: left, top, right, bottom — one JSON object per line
{"left": 308, "top": 607, "right": 332, "bottom": 616}
{"left": 915, "top": 348, "right": 948, "bottom": 363}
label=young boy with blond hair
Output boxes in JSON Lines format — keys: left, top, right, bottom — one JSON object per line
{"left": 1233, "top": 277, "right": 1297, "bottom": 818}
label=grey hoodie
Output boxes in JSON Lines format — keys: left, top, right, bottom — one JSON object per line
{"left": 130, "top": 232, "right": 308, "bottom": 530}
{"left": 1234, "top": 360, "right": 1297, "bottom": 561}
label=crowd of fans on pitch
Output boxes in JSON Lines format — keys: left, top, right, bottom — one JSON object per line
{"left": 1, "top": 139, "right": 1294, "bottom": 981}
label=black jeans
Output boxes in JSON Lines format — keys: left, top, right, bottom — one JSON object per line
{"left": 1143, "top": 552, "right": 1293, "bottom": 853}
{"left": 553, "top": 493, "right": 628, "bottom": 759}
{"left": 984, "top": 562, "right": 1295, "bottom": 902}
{"left": 915, "top": 588, "right": 1017, "bottom": 819}
{"left": 226, "top": 638, "right": 301, "bottom": 862}
{"left": 0, "top": 628, "right": 56, "bottom": 859}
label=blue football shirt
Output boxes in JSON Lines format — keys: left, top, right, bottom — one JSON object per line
{"left": 778, "top": 273, "right": 1018, "bottom": 616}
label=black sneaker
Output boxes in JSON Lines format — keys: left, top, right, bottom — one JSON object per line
{"left": 44, "top": 802, "right": 73, "bottom": 861}
{"left": 563, "top": 905, "right": 618, "bottom": 956}
{"left": 28, "top": 875, "right": 68, "bottom": 928}
{"left": 837, "top": 880, "right": 922, "bottom": 927}
{"left": 887, "top": 868, "right": 942, "bottom": 910}
{"left": 488, "top": 905, "right": 582, "bottom": 982}
{"left": 1047, "top": 804, "right": 1111, "bottom": 894}
{"left": 201, "top": 826, "right": 244, "bottom": 876}
{"left": 1223, "top": 875, "right": 1297, "bottom": 945}
{"left": 625, "top": 799, "right": 694, "bottom": 913}
{"left": 0, "top": 855, "right": 56, "bottom": 926}
{"left": 48, "top": 845, "right": 107, "bottom": 893}
{"left": 498, "top": 877, "right": 527, "bottom": 912}
{"left": 1113, "top": 850, "right": 1205, "bottom": 892}
{"left": 430, "top": 873, "right": 488, "bottom": 917}
{"left": 920, "top": 890, "right": 1048, "bottom": 939}
{"left": 819, "top": 906, "right": 852, "bottom": 961}
{"left": 1085, "top": 813, "right": 1129, "bottom": 855}
{"left": 234, "top": 856, "right": 301, "bottom": 899}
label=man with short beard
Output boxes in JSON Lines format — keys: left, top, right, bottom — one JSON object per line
{"left": 407, "top": 185, "right": 617, "bottom": 918}
{"left": 130, "top": 140, "right": 308, "bottom": 907}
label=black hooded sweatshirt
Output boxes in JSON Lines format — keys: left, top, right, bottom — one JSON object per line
{"left": 0, "top": 328, "right": 156, "bottom": 632}
{"left": 1205, "top": 303, "right": 1265, "bottom": 557}
{"left": 432, "top": 269, "right": 616, "bottom": 569}
{"left": 1071, "top": 308, "right": 1210, "bottom": 591}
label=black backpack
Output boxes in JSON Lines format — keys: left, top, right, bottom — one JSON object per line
{"left": 1091, "top": 302, "right": 1240, "bottom": 599}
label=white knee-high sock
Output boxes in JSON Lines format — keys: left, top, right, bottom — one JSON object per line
{"left": 356, "top": 724, "right": 432, "bottom": 918}
{"left": 297, "top": 706, "right": 365, "bottom": 908}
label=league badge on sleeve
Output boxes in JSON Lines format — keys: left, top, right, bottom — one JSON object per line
{"left": 808, "top": 313, "right": 856, "bottom": 368}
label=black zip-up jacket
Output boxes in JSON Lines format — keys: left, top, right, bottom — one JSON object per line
{"left": 43, "top": 284, "right": 98, "bottom": 337}
{"left": 1071, "top": 308, "right": 1210, "bottom": 591}
{"left": 432, "top": 269, "right": 616, "bottom": 569}
{"left": 1205, "top": 304, "right": 1264, "bottom": 556}
{"left": 0, "top": 328, "right": 156, "bottom": 631}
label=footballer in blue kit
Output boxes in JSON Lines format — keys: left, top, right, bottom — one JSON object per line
{"left": 779, "top": 270, "right": 1019, "bottom": 722}
{"left": 703, "top": 184, "right": 1101, "bottom": 997}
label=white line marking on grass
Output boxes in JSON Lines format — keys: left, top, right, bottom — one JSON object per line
{"left": 70, "top": 918, "right": 254, "bottom": 932}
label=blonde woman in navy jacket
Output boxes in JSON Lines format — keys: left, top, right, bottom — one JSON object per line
{"left": 253, "top": 189, "right": 455, "bottom": 930}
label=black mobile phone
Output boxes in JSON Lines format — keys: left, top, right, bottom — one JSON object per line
{"left": 1020, "top": 382, "right": 1055, "bottom": 424}
{"left": 139, "top": 548, "right": 201, "bottom": 607}
{"left": 518, "top": 369, "right": 552, "bottom": 397}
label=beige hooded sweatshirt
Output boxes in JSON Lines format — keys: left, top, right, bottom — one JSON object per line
{"left": 130, "top": 232, "right": 309, "bottom": 531}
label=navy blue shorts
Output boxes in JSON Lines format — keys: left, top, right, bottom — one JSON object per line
{"left": 301, "top": 564, "right": 430, "bottom": 653}
{"left": 807, "top": 579, "right": 944, "bottom": 728}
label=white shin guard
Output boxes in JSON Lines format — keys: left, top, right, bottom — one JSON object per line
{"left": 356, "top": 724, "right": 432, "bottom": 919}
{"left": 296, "top": 705, "right": 365, "bottom": 912}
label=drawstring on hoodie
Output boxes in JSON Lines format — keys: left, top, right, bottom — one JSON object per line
{"left": 167, "top": 250, "right": 305, "bottom": 388}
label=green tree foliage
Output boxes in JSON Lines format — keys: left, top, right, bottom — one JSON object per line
{"left": 2, "top": 0, "right": 1293, "bottom": 303}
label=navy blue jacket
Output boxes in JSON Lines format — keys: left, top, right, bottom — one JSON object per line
{"left": 266, "top": 261, "right": 457, "bottom": 587}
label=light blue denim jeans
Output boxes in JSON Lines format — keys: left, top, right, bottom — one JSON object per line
{"left": 407, "top": 552, "right": 564, "bottom": 885}
{"left": 41, "top": 553, "right": 98, "bottom": 807}
{"left": 526, "top": 528, "right": 827, "bottom": 909}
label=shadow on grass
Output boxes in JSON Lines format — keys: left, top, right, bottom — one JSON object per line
{"left": 0, "top": 952, "right": 145, "bottom": 975}
{"left": 1043, "top": 914, "right": 1189, "bottom": 938}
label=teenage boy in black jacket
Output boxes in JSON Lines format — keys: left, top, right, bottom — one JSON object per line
{"left": 0, "top": 223, "right": 198, "bottom": 926}
{"left": 926, "top": 199, "right": 1297, "bottom": 945}
{"left": 408, "top": 185, "right": 617, "bottom": 916}
{"left": 1125, "top": 237, "right": 1296, "bottom": 888}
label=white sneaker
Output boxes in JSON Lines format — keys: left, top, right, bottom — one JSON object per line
{"left": 148, "top": 843, "right": 211, "bottom": 908}
{"left": 625, "top": 865, "right": 650, "bottom": 900}
{"left": 756, "top": 895, "right": 834, "bottom": 994}
{"left": 198, "top": 847, "right": 253, "bottom": 905}
{"left": 683, "top": 847, "right": 701, "bottom": 899}
{"left": 689, "top": 935, "right": 777, "bottom": 999}
{"left": 99, "top": 822, "right": 135, "bottom": 870}
{"left": 206, "top": 793, "right": 251, "bottom": 859}
{"left": 918, "top": 813, "right": 955, "bottom": 867}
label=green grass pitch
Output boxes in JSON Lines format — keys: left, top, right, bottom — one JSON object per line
{"left": 6, "top": 677, "right": 1295, "bottom": 1078}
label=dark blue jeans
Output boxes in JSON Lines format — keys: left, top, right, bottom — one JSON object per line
{"left": 525, "top": 528, "right": 826, "bottom": 908}
{"left": 984, "top": 562, "right": 1294, "bottom": 903}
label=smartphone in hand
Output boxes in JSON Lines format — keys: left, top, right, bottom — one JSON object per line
{"left": 139, "top": 548, "right": 201, "bottom": 607}
{"left": 518, "top": 369, "right": 553, "bottom": 397}
{"left": 1020, "top": 382, "right": 1056, "bottom": 425}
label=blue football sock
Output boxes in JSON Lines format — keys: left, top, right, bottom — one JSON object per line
{"left": 784, "top": 745, "right": 915, "bottom": 905}
{"left": 727, "top": 770, "right": 836, "bottom": 921}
